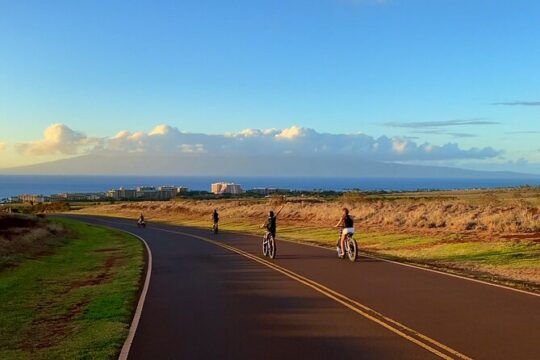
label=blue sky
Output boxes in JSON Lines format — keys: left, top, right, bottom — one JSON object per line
{"left": 1, "top": 0, "right": 539, "bottom": 172}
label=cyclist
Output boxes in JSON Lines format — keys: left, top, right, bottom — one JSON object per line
{"left": 212, "top": 209, "right": 219, "bottom": 231}
{"left": 334, "top": 207, "right": 354, "bottom": 258}
{"left": 137, "top": 212, "right": 145, "bottom": 225}
{"left": 261, "top": 211, "right": 276, "bottom": 239}
{"left": 261, "top": 206, "right": 283, "bottom": 239}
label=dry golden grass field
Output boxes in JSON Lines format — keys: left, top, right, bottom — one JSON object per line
{"left": 74, "top": 187, "right": 540, "bottom": 291}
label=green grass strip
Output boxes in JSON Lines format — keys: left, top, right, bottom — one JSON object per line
{"left": 0, "top": 218, "right": 144, "bottom": 360}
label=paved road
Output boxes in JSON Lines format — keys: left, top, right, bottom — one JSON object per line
{"left": 67, "top": 216, "right": 539, "bottom": 360}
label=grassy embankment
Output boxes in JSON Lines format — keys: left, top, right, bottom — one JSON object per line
{"left": 74, "top": 187, "right": 540, "bottom": 291}
{"left": 0, "top": 215, "right": 144, "bottom": 359}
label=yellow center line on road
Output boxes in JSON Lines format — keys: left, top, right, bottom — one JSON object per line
{"left": 152, "top": 226, "right": 473, "bottom": 360}
{"left": 87, "top": 217, "right": 471, "bottom": 360}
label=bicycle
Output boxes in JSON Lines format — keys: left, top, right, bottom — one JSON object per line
{"left": 212, "top": 222, "right": 219, "bottom": 234}
{"left": 337, "top": 231, "right": 357, "bottom": 262}
{"left": 262, "top": 231, "right": 276, "bottom": 259}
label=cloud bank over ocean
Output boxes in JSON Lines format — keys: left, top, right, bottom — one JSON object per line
{"left": 14, "top": 124, "right": 99, "bottom": 156}
{"left": 14, "top": 123, "right": 500, "bottom": 163}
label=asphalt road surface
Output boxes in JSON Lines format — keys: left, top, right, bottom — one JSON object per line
{"left": 66, "top": 216, "right": 540, "bottom": 360}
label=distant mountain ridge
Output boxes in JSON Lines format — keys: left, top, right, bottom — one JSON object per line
{"left": 1, "top": 153, "right": 539, "bottom": 179}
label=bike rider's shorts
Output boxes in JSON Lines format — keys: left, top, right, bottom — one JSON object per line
{"left": 342, "top": 227, "right": 355, "bottom": 235}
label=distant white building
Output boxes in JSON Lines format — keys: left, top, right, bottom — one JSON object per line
{"left": 106, "top": 185, "right": 186, "bottom": 200}
{"left": 134, "top": 186, "right": 156, "bottom": 200}
{"left": 53, "top": 193, "right": 104, "bottom": 201}
{"left": 19, "top": 194, "right": 47, "bottom": 204}
{"left": 176, "top": 186, "right": 188, "bottom": 194}
{"left": 211, "top": 182, "right": 243, "bottom": 194}
{"left": 157, "top": 186, "right": 178, "bottom": 199}
{"left": 9, "top": 196, "right": 21, "bottom": 203}
{"left": 107, "top": 188, "right": 137, "bottom": 200}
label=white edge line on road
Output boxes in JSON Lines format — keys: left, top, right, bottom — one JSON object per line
{"left": 117, "top": 229, "right": 153, "bottom": 360}
{"left": 273, "top": 237, "right": 540, "bottom": 298}
{"left": 89, "top": 218, "right": 461, "bottom": 360}
{"left": 80, "top": 215, "right": 540, "bottom": 298}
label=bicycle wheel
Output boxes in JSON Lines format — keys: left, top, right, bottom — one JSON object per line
{"left": 262, "top": 235, "right": 269, "bottom": 257}
{"left": 268, "top": 235, "right": 276, "bottom": 259}
{"left": 347, "top": 236, "right": 358, "bottom": 262}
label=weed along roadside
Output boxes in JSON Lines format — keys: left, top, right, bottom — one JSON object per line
{"left": 0, "top": 215, "right": 145, "bottom": 359}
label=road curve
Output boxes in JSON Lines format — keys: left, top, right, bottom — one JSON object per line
{"left": 65, "top": 215, "right": 539, "bottom": 360}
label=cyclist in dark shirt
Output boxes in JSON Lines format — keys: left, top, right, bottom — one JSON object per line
{"left": 211, "top": 209, "right": 219, "bottom": 233}
{"left": 334, "top": 208, "right": 354, "bottom": 258}
{"left": 212, "top": 209, "right": 219, "bottom": 225}
{"left": 261, "top": 206, "right": 283, "bottom": 238}
{"left": 265, "top": 211, "right": 277, "bottom": 237}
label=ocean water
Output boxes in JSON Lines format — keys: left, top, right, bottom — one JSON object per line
{"left": 1, "top": 175, "right": 540, "bottom": 200}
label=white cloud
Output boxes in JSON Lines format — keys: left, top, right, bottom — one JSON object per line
{"left": 112, "top": 130, "right": 130, "bottom": 139}
{"left": 15, "top": 124, "right": 97, "bottom": 156}
{"left": 108, "top": 130, "right": 147, "bottom": 152}
{"left": 148, "top": 124, "right": 174, "bottom": 136}
{"left": 16, "top": 123, "right": 501, "bottom": 162}
{"left": 180, "top": 144, "right": 206, "bottom": 153}
{"left": 392, "top": 140, "right": 408, "bottom": 154}
{"left": 235, "top": 128, "right": 261, "bottom": 138}
{"left": 100, "top": 124, "right": 499, "bottom": 161}
{"left": 227, "top": 128, "right": 279, "bottom": 138}
{"left": 276, "top": 126, "right": 307, "bottom": 140}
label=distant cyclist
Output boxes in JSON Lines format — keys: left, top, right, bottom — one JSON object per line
{"left": 334, "top": 208, "right": 354, "bottom": 258}
{"left": 137, "top": 212, "right": 146, "bottom": 228}
{"left": 212, "top": 209, "right": 219, "bottom": 234}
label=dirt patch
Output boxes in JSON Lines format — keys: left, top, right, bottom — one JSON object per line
{"left": 71, "top": 254, "right": 126, "bottom": 288}
{"left": 501, "top": 233, "right": 540, "bottom": 242}
{"left": 93, "top": 247, "right": 122, "bottom": 253}
{"left": 21, "top": 252, "right": 127, "bottom": 350}
{"left": 24, "top": 299, "right": 90, "bottom": 350}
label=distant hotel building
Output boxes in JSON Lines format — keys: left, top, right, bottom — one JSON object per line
{"left": 9, "top": 185, "right": 189, "bottom": 204}
{"left": 175, "top": 186, "right": 188, "bottom": 194}
{"left": 19, "top": 194, "right": 47, "bottom": 204}
{"left": 158, "top": 186, "right": 187, "bottom": 198}
{"left": 106, "top": 186, "right": 188, "bottom": 200}
{"left": 211, "top": 182, "right": 243, "bottom": 194}
{"left": 53, "top": 193, "right": 104, "bottom": 201}
{"left": 136, "top": 186, "right": 159, "bottom": 200}
{"left": 19, "top": 193, "right": 105, "bottom": 203}
{"left": 107, "top": 188, "right": 137, "bottom": 200}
